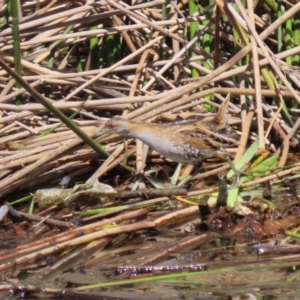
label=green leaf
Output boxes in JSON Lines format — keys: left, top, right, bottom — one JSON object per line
{"left": 250, "top": 152, "right": 279, "bottom": 173}
{"left": 227, "top": 139, "right": 259, "bottom": 179}
{"left": 209, "top": 140, "right": 260, "bottom": 206}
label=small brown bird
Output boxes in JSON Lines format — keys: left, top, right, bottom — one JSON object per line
{"left": 104, "top": 116, "right": 238, "bottom": 165}
{"left": 102, "top": 101, "right": 241, "bottom": 186}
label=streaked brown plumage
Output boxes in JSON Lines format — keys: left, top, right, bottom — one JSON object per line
{"left": 103, "top": 99, "right": 241, "bottom": 186}
{"left": 104, "top": 117, "right": 238, "bottom": 164}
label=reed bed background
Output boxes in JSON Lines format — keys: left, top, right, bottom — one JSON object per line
{"left": 0, "top": 0, "right": 300, "bottom": 199}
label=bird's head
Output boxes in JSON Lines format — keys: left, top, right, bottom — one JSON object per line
{"left": 102, "top": 117, "right": 131, "bottom": 136}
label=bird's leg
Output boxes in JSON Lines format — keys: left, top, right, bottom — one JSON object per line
{"left": 176, "top": 164, "right": 194, "bottom": 187}
{"left": 192, "top": 160, "right": 203, "bottom": 175}
{"left": 226, "top": 159, "right": 240, "bottom": 190}
{"left": 176, "top": 161, "right": 205, "bottom": 187}
{"left": 218, "top": 148, "right": 247, "bottom": 189}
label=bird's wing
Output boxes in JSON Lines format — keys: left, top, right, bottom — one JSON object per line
{"left": 178, "top": 122, "right": 239, "bottom": 149}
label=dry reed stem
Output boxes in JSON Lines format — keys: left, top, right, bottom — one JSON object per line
{"left": 89, "top": 141, "right": 127, "bottom": 180}
{"left": 0, "top": 209, "right": 150, "bottom": 265}
{"left": 0, "top": 127, "right": 98, "bottom": 196}
{"left": 234, "top": 109, "right": 254, "bottom": 163}
{"left": 90, "top": 146, "right": 137, "bottom": 179}
{"left": 0, "top": 221, "right": 155, "bottom": 273}
{"left": 247, "top": 0, "right": 264, "bottom": 150}
{"left": 279, "top": 118, "right": 300, "bottom": 167}
{"left": 1, "top": 88, "right": 296, "bottom": 112}
{"left": 188, "top": 164, "right": 300, "bottom": 197}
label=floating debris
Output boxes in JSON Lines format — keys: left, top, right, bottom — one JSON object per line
{"left": 34, "top": 179, "right": 116, "bottom": 209}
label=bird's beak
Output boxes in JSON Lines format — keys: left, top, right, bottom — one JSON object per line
{"left": 95, "top": 127, "right": 107, "bottom": 137}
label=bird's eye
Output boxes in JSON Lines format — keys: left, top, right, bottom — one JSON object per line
{"left": 108, "top": 123, "right": 115, "bottom": 128}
